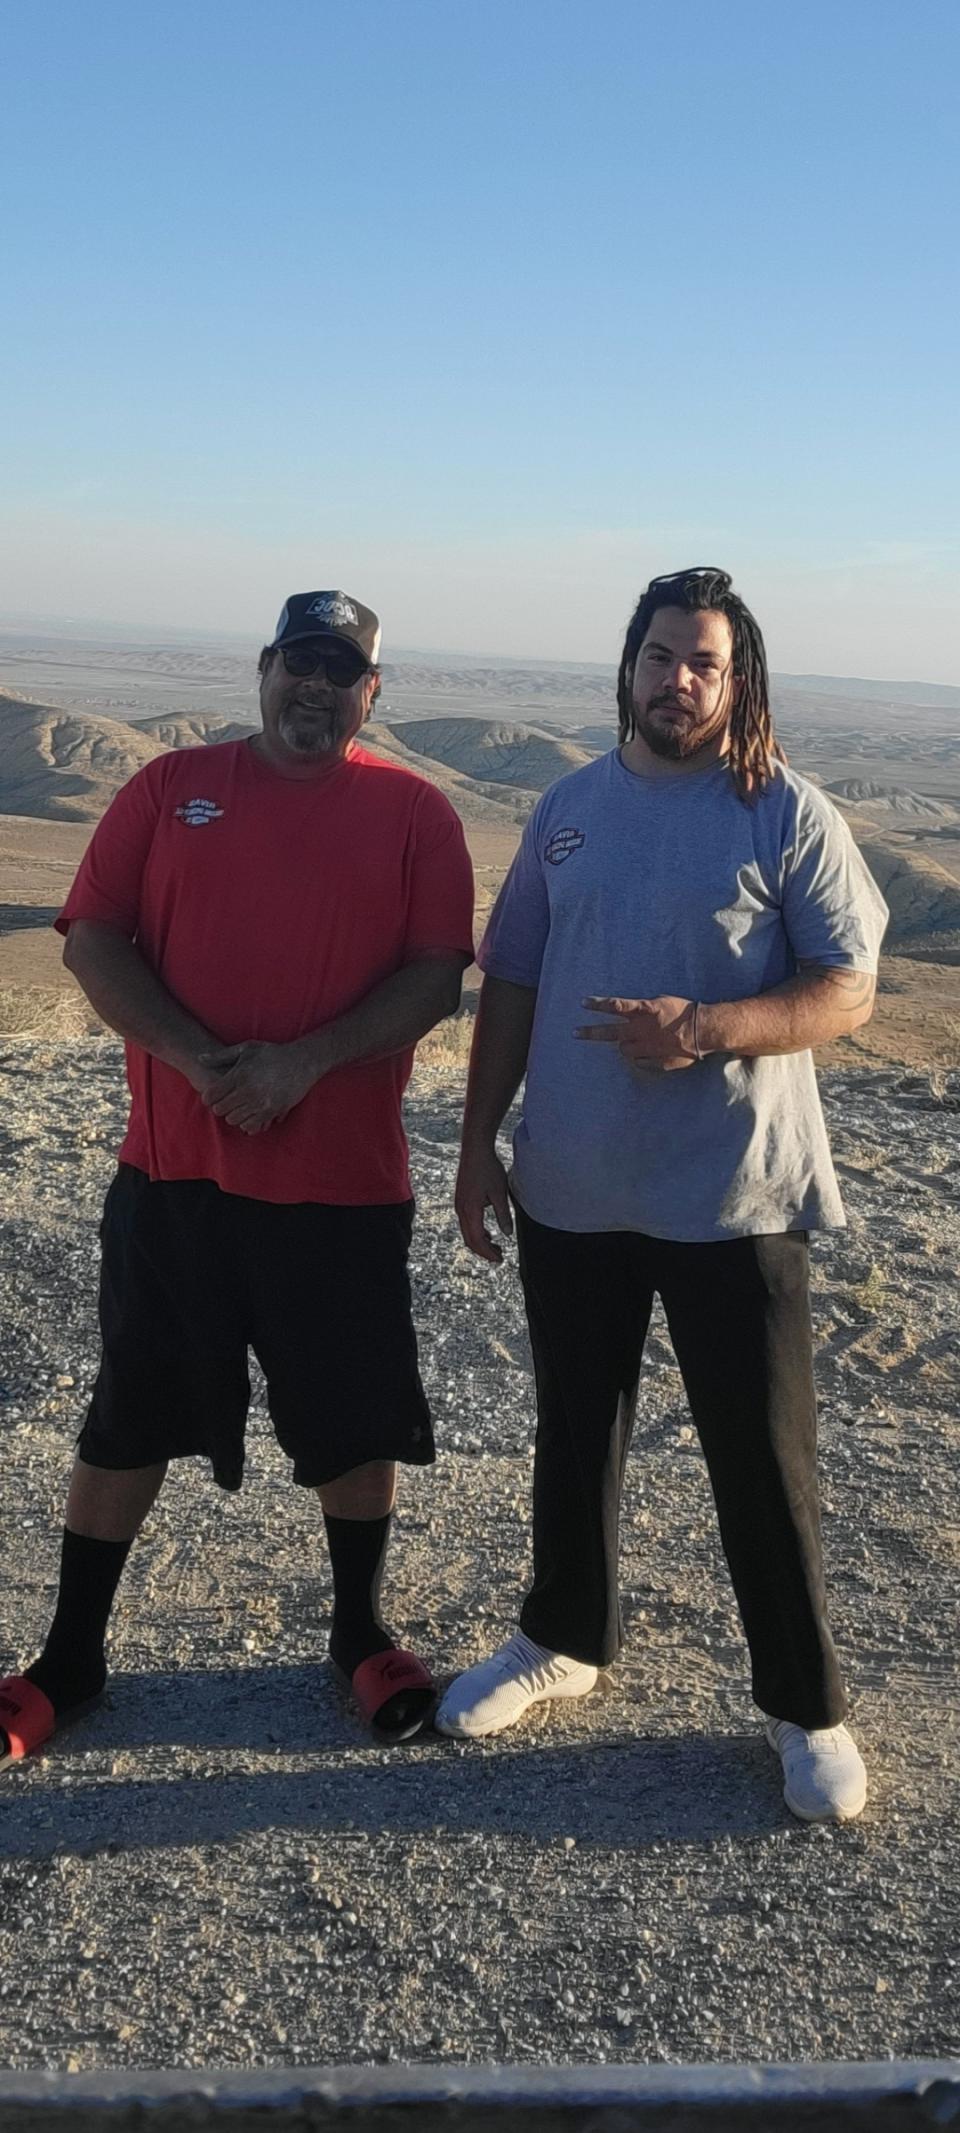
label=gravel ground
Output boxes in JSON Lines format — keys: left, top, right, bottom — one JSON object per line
{"left": 1, "top": 1041, "right": 959, "bottom": 2072}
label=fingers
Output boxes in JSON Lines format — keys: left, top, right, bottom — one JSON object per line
{"left": 455, "top": 1191, "right": 504, "bottom": 1264}
{"left": 629, "top": 1055, "right": 695, "bottom": 1077}
{"left": 199, "top": 1047, "right": 244, "bottom": 1070}
{"left": 582, "top": 997, "right": 644, "bottom": 1015}
{"left": 488, "top": 1178, "right": 514, "bottom": 1237}
{"left": 217, "top": 1090, "right": 273, "bottom": 1128}
{"left": 203, "top": 1069, "right": 246, "bottom": 1110}
{"left": 209, "top": 1088, "right": 247, "bottom": 1116}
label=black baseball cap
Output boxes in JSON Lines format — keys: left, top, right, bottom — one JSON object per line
{"left": 269, "top": 591, "right": 381, "bottom": 666}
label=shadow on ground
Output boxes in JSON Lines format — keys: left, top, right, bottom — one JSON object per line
{"left": 0, "top": 1663, "right": 790, "bottom": 1858}
{"left": 0, "top": 905, "right": 62, "bottom": 934}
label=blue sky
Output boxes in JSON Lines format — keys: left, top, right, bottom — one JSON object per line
{"left": 2, "top": 0, "right": 958, "bottom": 678}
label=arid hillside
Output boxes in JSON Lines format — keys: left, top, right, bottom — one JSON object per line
{"left": 391, "top": 718, "right": 595, "bottom": 792}
{"left": 851, "top": 832, "right": 960, "bottom": 959}
{"left": 0, "top": 694, "right": 166, "bottom": 822}
{"left": 0, "top": 694, "right": 531, "bottom": 834}
{"left": 131, "top": 714, "right": 259, "bottom": 750}
{"left": 2, "top": 675, "right": 960, "bottom": 1061}
{"left": 365, "top": 724, "right": 533, "bottom": 826}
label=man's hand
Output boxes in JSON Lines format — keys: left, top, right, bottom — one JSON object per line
{"left": 456, "top": 1142, "right": 514, "bottom": 1264}
{"left": 576, "top": 995, "right": 699, "bottom": 1073}
{"left": 199, "top": 1040, "right": 321, "bottom": 1134}
{"left": 179, "top": 1048, "right": 244, "bottom": 1105}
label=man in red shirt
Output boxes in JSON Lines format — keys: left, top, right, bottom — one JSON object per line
{"left": 0, "top": 590, "right": 474, "bottom": 1768}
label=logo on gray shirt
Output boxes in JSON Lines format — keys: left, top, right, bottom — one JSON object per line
{"left": 545, "top": 826, "right": 585, "bottom": 865}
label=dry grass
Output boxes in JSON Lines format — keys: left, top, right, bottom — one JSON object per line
{"left": 848, "top": 1262, "right": 889, "bottom": 1314}
{"left": 0, "top": 983, "right": 102, "bottom": 1038}
{"left": 416, "top": 1006, "right": 476, "bottom": 1069}
{"left": 0, "top": 986, "right": 478, "bottom": 1060}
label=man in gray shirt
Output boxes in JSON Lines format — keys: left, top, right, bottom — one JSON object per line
{"left": 436, "top": 567, "right": 888, "bottom": 1823}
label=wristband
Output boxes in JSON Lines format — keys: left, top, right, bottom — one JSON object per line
{"left": 692, "top": 1002, "right": 703, "bottom": 1061}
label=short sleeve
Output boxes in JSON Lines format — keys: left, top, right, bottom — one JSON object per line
{"left": 403, "top": 787, "right": 475, "bottom": 959}
{"left": 55, "top": 763, "right": 163, "bottom": 939}
{"left": 781, "top": 786, "right": 889, "bottom": 971}
{"left": 476, "top": 807, "right": 550, "bottom": 988}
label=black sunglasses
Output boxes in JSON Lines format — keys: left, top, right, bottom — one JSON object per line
{"left": 280, "top": 642, "right": 370, "bottom": 687}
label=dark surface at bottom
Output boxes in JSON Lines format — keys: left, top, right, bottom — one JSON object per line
{"left": 0, "top": 2063, "right": 958, "bottom": 2130}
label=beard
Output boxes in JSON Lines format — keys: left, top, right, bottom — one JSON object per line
{"left": 634, "top": 693, "right": 725, "bottom": 762}
{"left": 277, "top": 700, "right": 345, "bottom": 756}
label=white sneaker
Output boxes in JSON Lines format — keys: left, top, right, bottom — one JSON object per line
{"left": 765, "top": 1717, "right": 867, "bottom": 1823}
{"left": 435, "top": 1632, "right": 598, "bottom": 1739}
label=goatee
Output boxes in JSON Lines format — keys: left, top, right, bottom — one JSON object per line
{"left": 278, "top": 707, "right": 341, "bottom": 756}
{"left": 637, "top": 712, "right": 705, "bottom": 761}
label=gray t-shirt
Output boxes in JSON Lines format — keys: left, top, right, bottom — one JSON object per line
{"left": 478, "top": 749, "right": 889, "bottom": 1240}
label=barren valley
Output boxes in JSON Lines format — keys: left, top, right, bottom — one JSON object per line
{"left": 2, "top": 627, "right": 959, "bottom": 1066}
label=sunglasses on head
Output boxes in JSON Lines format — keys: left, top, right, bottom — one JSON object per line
{"left": 645, "top": 567, "right": 728, "bottom": 590}
{"left": 280, "top": 642, "right": 370, "bottom": 687}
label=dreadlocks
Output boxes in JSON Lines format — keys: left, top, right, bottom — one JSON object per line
{"left": 616, "top": 567, "right": 785, "bottom": 802}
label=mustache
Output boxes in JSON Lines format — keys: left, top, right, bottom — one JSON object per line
{"left": 649, "top": 691, "right": 696, "bottom": 714}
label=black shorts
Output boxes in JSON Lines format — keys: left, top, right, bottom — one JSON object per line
{"left": 79, "top": 1165, "right": 434, "bottom": 1491}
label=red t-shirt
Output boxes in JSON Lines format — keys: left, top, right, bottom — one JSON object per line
{"left": 55, "top": 738, "right": 475, "bottom": 1204}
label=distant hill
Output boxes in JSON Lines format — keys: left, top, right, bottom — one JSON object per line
{"left": 3, "top": 687, "right": 959, "bottom": 959}
{"left": 779, "top": 674, "right": 960, "bottom": 710}
{"left": 839, "top": 814, "right": 960, "bottom": 959}
{"left": 826, "top": 780, "right": 960, "bottom": 824}
{"left": 0, "top": 691, "right": 533, "bottom": 830}
{"left": 391, "top": 718, "right": 595, "bottom": 792}
{"left": 0, "top": 693, "right": 166, "bottom": 821}
{"left": 363, "top": 723, "right": 534, "bottom": 826}
{"left": 130, "top": 709, "right": 548, "bottom": 828}
{"left": 131, "top": 714, "right": 257, "bottom": 749}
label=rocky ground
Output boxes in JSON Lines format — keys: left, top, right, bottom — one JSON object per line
{"left": 0, "top": 1042, "right": 958, "bottom": 2072}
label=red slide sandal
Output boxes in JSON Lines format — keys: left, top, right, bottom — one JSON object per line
{"left": 341, "top": 1648, "right": 437, "bottom": 1743}
{"left": 0, "top": 1674, "right": 104, "bottom": 1772}
{"left": 0, "top": 1676, "right": 57, "bottom": 1770}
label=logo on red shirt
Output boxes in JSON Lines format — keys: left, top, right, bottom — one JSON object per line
{"left": 175, "top": 798, "right": 224, "bottom": 827}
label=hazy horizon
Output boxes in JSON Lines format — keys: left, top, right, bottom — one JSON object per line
{"left": 1, "top": 613, "right": 958, "bottom": 704}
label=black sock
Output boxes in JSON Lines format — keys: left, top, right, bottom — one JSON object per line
{"left": 24, "top": 1528, "right": 131, "bottom": 1715}
{"left": 324, "top": 1512, "right": 394, "bottom": 1678}
{"left": 324, "top": 1511, "right": 432, "bottom": 1740}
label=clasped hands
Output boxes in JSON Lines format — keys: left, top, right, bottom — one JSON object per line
{"left": 191, "top": 1038, "right": 321, "bottom": 1135}
{"left": 187, "top": 993, "right": 700, "bottom": 1134}
{"left": 576, "top": 994, "right": 700, "bottom": 1074}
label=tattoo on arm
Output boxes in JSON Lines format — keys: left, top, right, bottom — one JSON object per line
{"left": 799, "top": 964, "right": 876, "bottom": 1014}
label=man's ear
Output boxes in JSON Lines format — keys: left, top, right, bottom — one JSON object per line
{"left": 731, "top": 671, "right": 744, "bottom": 708}
{"left": 362, "top": 671, "right": 381, "bottom": 722}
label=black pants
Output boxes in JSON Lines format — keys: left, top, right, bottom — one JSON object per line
{"left": 514, "top": 1204, "right": 846, "bottom": 1730}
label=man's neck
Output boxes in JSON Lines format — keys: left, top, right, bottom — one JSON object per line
{"left": 619, "top": 731, "right": 730, "bottom": 780}
{"left": 248, "top": 731, "right": 358, "bottom": 782}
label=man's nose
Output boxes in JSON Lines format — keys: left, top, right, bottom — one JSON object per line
{"left": 666, "top": 660, "right": 695, "bottom": 693}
